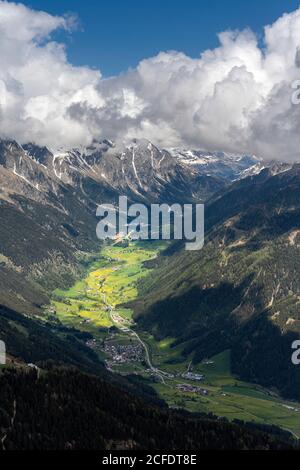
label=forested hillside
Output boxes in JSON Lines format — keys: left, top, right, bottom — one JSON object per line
{"left": 133, "top": 166, "right": 300, "bottom": 400}
{"left": 0, "top": 366, "right": 296, "bottom": 450}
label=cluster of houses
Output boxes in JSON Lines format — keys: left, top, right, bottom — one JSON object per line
{"left": 176, "top": 383, "right": 209, "bottom": 396}
{"left": 103, "top": 341, "right": 144, "bottom": 364}
{"left": 181, "top": 371, "right": 204, "bottom": 381}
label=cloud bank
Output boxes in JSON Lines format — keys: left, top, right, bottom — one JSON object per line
{"left": 1, "top": 1, "right": 300, "bottom": 160}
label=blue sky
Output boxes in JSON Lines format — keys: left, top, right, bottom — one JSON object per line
{"left": 2, "top": 0, "right": 300, "bottom": 157}
{"left": 21, "top": 0, "right": 300, "bottom": 76}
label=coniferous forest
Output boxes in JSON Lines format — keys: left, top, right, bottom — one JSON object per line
{"left": 0, "top": 366, "right": 297, "bottom": 451}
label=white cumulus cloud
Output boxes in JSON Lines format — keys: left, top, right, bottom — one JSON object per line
{"left": 1, "top": 1, "right": 300, "bottom": 160}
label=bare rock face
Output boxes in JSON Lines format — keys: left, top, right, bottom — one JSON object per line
{"left": 1, "top": 136, "right": 268, "bottom": 210}
{"left": 21, "top": 138, "right": 229, "bottom": 204}
{"left": 0, "top": 136, "right": 269, "bottom": 314}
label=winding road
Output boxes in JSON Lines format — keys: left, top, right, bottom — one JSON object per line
{"left": 101, "top": 288, "right": 169, "bottom": 384}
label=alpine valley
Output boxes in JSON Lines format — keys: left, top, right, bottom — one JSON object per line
{"left": 0, "top": 137, "right": 300, "bottom": 450}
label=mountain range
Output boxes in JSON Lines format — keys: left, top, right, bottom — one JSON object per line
{"left": 0, "top": 138, "right": 262, "bottom": 313}
{"left": 0, "top": 136, "right": 299, "bottom": 449}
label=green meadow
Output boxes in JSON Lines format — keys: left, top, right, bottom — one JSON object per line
{"left": 45, "top": 241, "right": 300, "bottom": 438}
{"left": 150, "top": 349, "right": 300, "bottom": 437}
{"left": 48, "top": 241, "right": 166, "bottom": 335}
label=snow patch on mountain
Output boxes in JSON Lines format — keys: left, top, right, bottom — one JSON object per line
{"left": 168, "top": 148, "right": 264, "bottom": 181}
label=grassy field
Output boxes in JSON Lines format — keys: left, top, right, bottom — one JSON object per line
{"left": 149, "top": 349, "right": 300, "bottom": 437}
{"left": 47, "top": 241, "right": 165, "bottom": 336}
{"left": 45, "top": 241, "right": 300, "bottom": 438}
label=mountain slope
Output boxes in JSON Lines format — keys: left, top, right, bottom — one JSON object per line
{"left": 0, "top": 138, "right": 259, "bottom": 315}
{"left": 133, "top": 165, "right": 300, "bottom": 400}
{"left": 0, "top": 139, "right": 119, "bottom": 314}
{"left": 0, "top": 137, "right": 299, "bottom": 449}
{"left": 168, "top": 148, "right": 264, "bottom": 181}
{"left": 0, "top": 366, "right": 295, "bottom": 450}
{"left": 24, "top": 138, "right": 227, "bottom": 204}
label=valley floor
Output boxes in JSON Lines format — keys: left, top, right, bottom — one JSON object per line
{"left": 44, "top": 241, "right": 300, "bottom": 438}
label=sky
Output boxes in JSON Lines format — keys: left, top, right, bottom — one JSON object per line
{"left": 20, "top": 0, "right": 300, "bottom": 76}
{"left": 1, "top": 1, "right": 300, "bottom": 160}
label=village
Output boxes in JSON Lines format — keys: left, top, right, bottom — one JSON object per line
{"left": 103, "top": 341, "right": 144, "bottom": 366}
{"left": 181, "top": 371, "right": 205, "bottom": 381}
{"left": 86, "top": 335, "right": 211, "bottom": 391}
{"left": 176, "top": 384, "right": 209, "bottom": 396}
